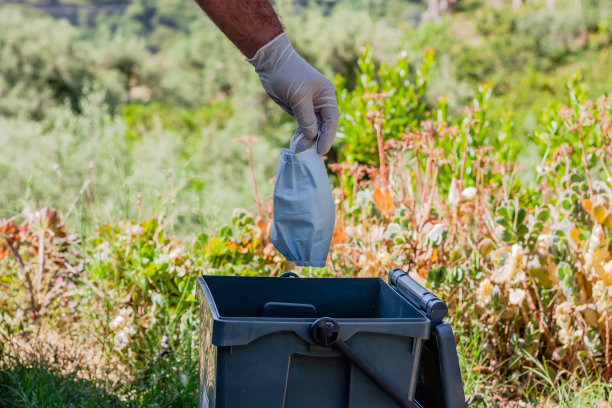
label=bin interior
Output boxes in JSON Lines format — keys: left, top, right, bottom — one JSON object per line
{"left": 201, "top": 276, "right": 426, "bottom": 319}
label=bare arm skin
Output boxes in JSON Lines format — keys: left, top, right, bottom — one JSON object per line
{"left": 193, "top": 0, "right": 284, "bottom": 58}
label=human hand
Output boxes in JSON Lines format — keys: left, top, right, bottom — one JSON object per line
{"left": 247, "top": 33, "right": 339, "bottom": 155}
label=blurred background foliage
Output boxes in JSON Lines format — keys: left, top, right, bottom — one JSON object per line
{"left": 0, "top": 0, "right": 409, "bottom": 238}
{"left": 1, "top": 0, "right": 610, "bottom": 239}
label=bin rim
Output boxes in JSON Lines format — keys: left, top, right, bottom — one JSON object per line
{"left": 197, "top": 275, "right": 432, "bottom": 347}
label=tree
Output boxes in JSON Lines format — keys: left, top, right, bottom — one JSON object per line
{"left": 426, "top": 0, "right": 440, "bottom": 22}
{"left": 425, "top": 0, "right": 458, "bottom": 21}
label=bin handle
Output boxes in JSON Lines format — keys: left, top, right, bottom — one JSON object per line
{"left": 310, "top": 317, "right": 420, "bottom": 408}
{"left": 280, "top": 272, "right": 300, "bottom": 278}
{"left": 389, "top": 268, "right": 448, "bottom": 325}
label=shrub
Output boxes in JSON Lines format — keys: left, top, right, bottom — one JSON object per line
{"left": 0, "top": 7, "right": 94, "bottom": 118}
{"left": 335, "top": 47, "right": 434, "bottom": 164}
{"left": 328, "top": 70, "right": 612, "bottom": 379}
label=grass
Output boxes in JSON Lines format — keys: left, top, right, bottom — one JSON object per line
{"left": 451, "top": 308, "right": 612, "bottom": 407}
{"left": 457, "top": 348, "right": 612, "bottom": 407}
{"left": 0, "top": 354, "right": 120, "bottom": 408}
{"left": 0, "top": 343, "right": 198, "bottom": 408}
{"left": 0, "top": 326, "right": 609, "bottom": 408}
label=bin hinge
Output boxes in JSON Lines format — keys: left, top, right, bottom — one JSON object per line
{"left": 388, "top": 268, "right": 448, "bottom": 325}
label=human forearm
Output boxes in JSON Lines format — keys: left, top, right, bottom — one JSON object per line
{"left": 193, "top": 0, "right": 283, "bottom": 58}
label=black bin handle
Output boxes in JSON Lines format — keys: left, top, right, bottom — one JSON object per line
{"left": 310, "top": 317, "right": 420, "bottom": 408}
{"left": 389, "top": 268, "right": 448, "bottom": 325}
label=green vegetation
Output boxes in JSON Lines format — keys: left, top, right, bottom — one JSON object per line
{"left": 0, "top": 337, "right": 198, "bottom": 407}
{"left": 1, "top": 0, "right": 612, "bottom": 407}
{"left": 0, "top": 0, "right": 404, "bottom": 237}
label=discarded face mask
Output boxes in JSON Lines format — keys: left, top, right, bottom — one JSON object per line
{"left": 270, "top": 133, "right": 335, "bottom": 267}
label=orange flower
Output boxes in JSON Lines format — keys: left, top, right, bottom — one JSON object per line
{"left": 0, "top": 220, "right": 20, "bottom": 261}
{"left": 373, "top": 187, "right": 394, "bottom": 216}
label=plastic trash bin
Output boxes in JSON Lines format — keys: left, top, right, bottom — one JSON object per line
{"left": 196, "top": 268, "right": 466, "bottom": 408}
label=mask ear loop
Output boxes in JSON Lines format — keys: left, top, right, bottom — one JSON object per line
{"left": 289, "top": 130, "right": 305, "bottom": 154}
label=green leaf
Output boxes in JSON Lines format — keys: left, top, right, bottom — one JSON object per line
{"left": 451, "top": 266, "right": 465, "bottom": 283}
{"left": 515, "top": 208, "right": 526, "bottom": 226}
{"left": 427, "top": 266, "right": 446, "bottom": 287}
{"left": 495, "top": 216, "right": 510, "bottom": 228}
{"left": 562, "top": 199, "right": 572, "bottom": 211}
{"left": 537, "top": 209, "right": 550, "bottom": 222}
{"left": 532, "top": 221, "right": 544, "bottom": 233}
{"left": 516, "top": 224, "right": 529, "bottom": 238}
{"left": 501, "top": 230, "right": 514, "bottom": 242}
{"left": 218, "top": 226, "right": 233, "bottom": 238}
{"left": 498, "top": 206, "right": 511, "bottom": 221}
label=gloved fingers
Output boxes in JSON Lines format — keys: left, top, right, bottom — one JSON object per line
{"left": 312, "top": 78, "right": 338, "bottom": 111}
{"left": 291, "top": 94, "right": 319, "bottom": 145}
{"left": 315, "top": 105, "right": 339, "bottom": 155}
{"left": 311, "top": 79, "right": 338, "bottom": 155}
{"left": 291, "top": 104, "right": 338, "bottom": 155}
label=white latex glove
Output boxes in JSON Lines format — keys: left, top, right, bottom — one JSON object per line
{"left": 247, "top": 33, "right": 339, "bottom": 155}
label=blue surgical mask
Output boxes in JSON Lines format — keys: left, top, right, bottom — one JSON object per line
{"left": 270, "top": 134, "right": 335, "bottom": 267}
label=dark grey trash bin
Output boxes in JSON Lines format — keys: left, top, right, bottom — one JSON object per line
{"left": 196, "top": 268, "right": 465, "bottom": 408}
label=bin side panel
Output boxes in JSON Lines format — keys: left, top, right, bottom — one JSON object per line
{"left": 415, "top": 323, "right": 466, "bottom": 408}
{"left": 435, "top": 323, "right": 466, "bottom": 408}
{"left": 197, "top": 284, "right": 218, "bottom": 408}
{"left": 215, "top": 333, "right": 304, "bottom": 408}
{"left": 209, "top": 331, "right": 425, "bottom": 408}
{"left": 283, "top": 354, "right": 350, "bottom": 407}
{"left": 347, "top": 333, "right": 418, "bottom": 408}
